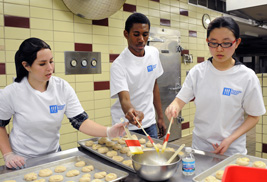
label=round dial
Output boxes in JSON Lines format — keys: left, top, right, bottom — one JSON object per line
{"left": 70, "top": 59, "right": 77, "bottom": 67}
{"left": 202, "top": 14, "right": 211, "bottom": 29}
{"left": 91, "top": 59, "right": 97, "bottom": 67}
{"left": 81, "top": 59, "right": 88, "bottom": 67}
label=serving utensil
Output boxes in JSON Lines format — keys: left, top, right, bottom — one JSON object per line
{"left": 161, "top": 117, "right": 173, "bottom": 153}
{"left": 132, "top": 150, "right": 181, "bottom": 181}
{"left": 120, "top": 118, "right": 143, "bottom": 154}
{"left": 166, "top": 144, "right": 185, "bottom": 164}
{"left": 134, "top": 118, "right": 159, "bottom": 153}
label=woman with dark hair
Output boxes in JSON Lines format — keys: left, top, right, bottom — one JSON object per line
{"left": 0, "top": 38, "right": 127, "bottom": 169}
{"left": 165, "top": 16, "right": 265, "bottom": 156}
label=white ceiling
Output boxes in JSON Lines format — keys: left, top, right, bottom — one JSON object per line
{"left": 227, "top": 4, "right": 267, "bottom": 37}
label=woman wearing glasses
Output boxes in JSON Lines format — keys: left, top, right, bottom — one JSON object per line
{"left": 165, "top": 16, "right": 265, "bottom": 156}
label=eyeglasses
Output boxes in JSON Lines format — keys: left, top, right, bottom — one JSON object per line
{"left": 207, "top": 39, "right": 237, "bottom": 48}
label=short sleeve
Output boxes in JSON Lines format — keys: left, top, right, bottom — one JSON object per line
{"left": 176, "top": 69, "right": 195, "bottom": 103}
{"left": 242, "top": 73, "right": 266, "bottom": 116}
{"left": 0, "top": 87, "right": 14, "bottom": 122}
{"left": 155, "top": 50, "right": 164, "bottom": 79}
{"left": 110, "top": 62, "right": 129, "bottom": 99}
{"left": 64, "top": 81, "right": 85, "bottom": 118}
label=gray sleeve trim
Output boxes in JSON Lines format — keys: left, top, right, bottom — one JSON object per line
{"left": 69, "top": 111, "right": 88, "bottom": 130}
{"left": 0, "top": 119, "right": 11, "bottom": 127}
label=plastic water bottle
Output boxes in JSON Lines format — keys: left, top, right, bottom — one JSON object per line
{"left": 182, "top": 147, "right": 195, "bottom": 176}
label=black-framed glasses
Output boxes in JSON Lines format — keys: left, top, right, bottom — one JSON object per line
{"left": 207, "top": 39, "right": 237, "bottom": 48}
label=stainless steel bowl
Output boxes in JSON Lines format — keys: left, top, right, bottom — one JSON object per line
{"left": 131, "top": 150, "right": 181, "bottom": 181}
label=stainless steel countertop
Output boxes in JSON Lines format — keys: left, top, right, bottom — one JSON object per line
{"left": 0, "top": 147, "right": 228, "bottom": 181}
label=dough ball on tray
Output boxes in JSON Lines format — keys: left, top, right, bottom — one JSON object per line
{"left": 122, "top": 160, "right": 133, "bottom": 168}
{"left": 105, "top": 173, "right": 117, "bottom": 181}
{"left": 139, "top": 138, "right": 146, "bottom": 144}
{"left": 112, "top": 143, "right": 122, "bottom": 151}
{"left": 49, "top": 175, "right": 64, "bottom": 182}
{"left": 98, "top": 137, "right": 108, "bottom": 144}
{"left": 165, "top": 147, "right": 175, "bottom": 152}
{"left": 85, "top": 140, "right": 94, "bottom": 147}
{"left": 97, "top": 147, "right": 109, "bottom": 154}
{"left": 39, "top": 168, "right": 53, "bottom": 177}
{"left": 34, "top": 179, "right": 45, "bottom": 182}
{"left": 75, "top": 160, "right": 86, "bottom": 167}
{"left": 118, "top": 138, "right": 126, "bottom": 145}
{"left": 94, "top": 171, "right": 107, "bottom": 179}
{"left": 92, "top": 144, "right": 102, "bottom": 150}
{"left": 54, "top": 165, "right": 67, "bottom": 173}
{"left": 79, "top": 174, "right": 92, "bottom": 182}
{"left": 215, "top": 170, "right": 224, "bottom": 180}
{"left": 91, "top": 179, "right": 102, "bottom": 182}
{"left": 24, "top": 172, "right": 37, "bottom": 181}
{"left": 146, "top": 141, "right": 153, "bottom": 148}
{"left": 106, "top": 150, "right": 118, "bottom": 158}
{"left": 120, "top": 146, "right": 130, "bottom": 154}
{"left": 82, "top": 165, "right": 94, "bottom": 172}
{"left": 253, "top": 161, "right": 266, "bottom": 168}
{"left": 204, "top": 176, "right": 220, "bottom": 182}
{"left": 236, "top": 157, "right": 250, "bottom": 166}
{"left": 112, "top": 155, "right": 124, "bottom": 162}
{"left": 106, "top": 141, "right": 115, "bottom": 147}
{"left": 66, "top": 169, "right": 80, "bottom": 177}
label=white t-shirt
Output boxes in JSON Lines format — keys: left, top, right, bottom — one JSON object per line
{"left": 110, "top": 46, "right": 163, "bottom": 130}
{"left": 0, "top": 76, "right": 84, "bottom": 159}
{"left": 177, "top": 60, "right": 266, "bottom": 156}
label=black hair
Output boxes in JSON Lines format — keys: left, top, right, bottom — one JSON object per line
{"left": 125, "top": 12, "right": 150, "bottom": 33}
{"left": 14, "top": 38, "right": 51, "bottom": 82}
{"left": 207, "top": 16, "right": 240, "bottom": 39}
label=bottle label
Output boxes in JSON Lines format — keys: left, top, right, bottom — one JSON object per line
{"left": 182, "top": 161, "right": 195, "bottom": 173}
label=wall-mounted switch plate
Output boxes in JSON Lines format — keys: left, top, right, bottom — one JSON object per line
{"left": 65, "top": 51, "right": 101, "bottom": 75}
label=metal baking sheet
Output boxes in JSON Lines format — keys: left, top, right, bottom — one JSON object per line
{"left": 0, "top": 155, "right": 128, "bottom": 182}
{"left": 78, "top": 132, "right": 184, "bottom": 173}
{"left": 193, "top": 153, "right": 267, "bottom": 182}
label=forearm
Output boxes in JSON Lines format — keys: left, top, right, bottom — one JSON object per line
{"left": 79, "top": 119, "right": 107, "bottom": 137}
{"left": 153, "top": 81, "right": 164, "bottom": 119}
{"left": 0, "top": 127, "right": 13, "bottom": 155}
{"left": 118, "top": 91, "right": 135, "bottom": 114}
{"left": 173, "top": 97, "right": 186, "bottom": 115}
{"left": 228, "top": 115, "right": 259, "bottom": 143}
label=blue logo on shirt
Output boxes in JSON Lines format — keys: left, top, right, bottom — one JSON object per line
{"left": 222, "top": 87, "right": 242, "bottom": 96}
{"left": 147, "top": 64, "right": 157, "bottom": 72}
{"left": 49, "top": 104, "right": 65, "bottom": 113}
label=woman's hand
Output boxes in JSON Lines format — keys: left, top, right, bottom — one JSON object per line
{"left": 165, "top": 100, "right": 179, "bottom": 121}
{"left": 106, "top": 122, "right": 129, "bottom": 138}
{"left": 211, "top": 137, "right": 233, "bottom": 155}
{"left": 4, "top": 152, "right": 25, "bottom": 169}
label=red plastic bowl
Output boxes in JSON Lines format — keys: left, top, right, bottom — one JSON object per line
{"left": 222, "top": 165, "right": 267, "bottom": 182}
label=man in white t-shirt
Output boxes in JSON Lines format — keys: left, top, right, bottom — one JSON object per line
{"left": 110, "top": 13, "right": 166, "bottom": 138}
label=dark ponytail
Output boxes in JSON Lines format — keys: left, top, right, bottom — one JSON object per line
{"left": 207, "top": 16, "right": 240, "bottom": 39}
{"left": 15, "top": 38, "right": 51, "bottom": 82}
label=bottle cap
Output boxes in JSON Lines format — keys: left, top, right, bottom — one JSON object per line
{"left": 185, "top": 147, "right": 192, "bottom": 153}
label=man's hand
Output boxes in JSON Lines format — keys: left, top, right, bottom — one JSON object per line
{"left": 125, "top": 108, "right": 144, "bottom": 128}
{"left": 157, "top": 118, "right": 166, "bottom": 138}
